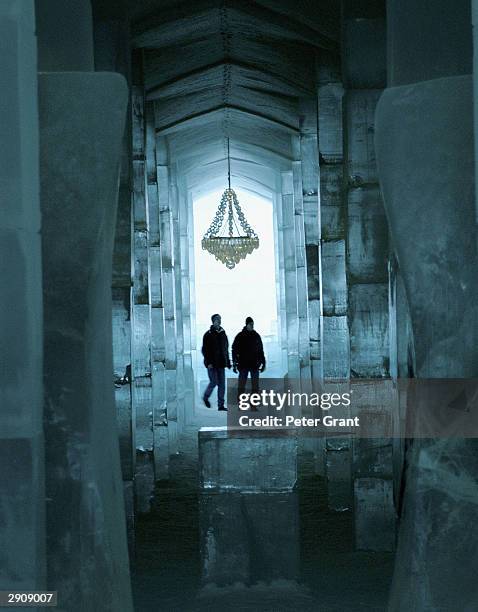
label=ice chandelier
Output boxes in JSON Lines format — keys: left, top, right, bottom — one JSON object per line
{"left": 201, "top": 139, "right": 259, "bottom": 269}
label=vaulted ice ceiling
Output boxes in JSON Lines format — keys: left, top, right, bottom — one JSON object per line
{"left": 131, "top": 0, "right": 340, "bottom": 193}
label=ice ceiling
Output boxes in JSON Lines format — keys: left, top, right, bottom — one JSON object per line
{"left": 130, "top": 0, "right": 340, "bottom": 195}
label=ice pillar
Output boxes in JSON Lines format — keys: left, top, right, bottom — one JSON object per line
{"left": 39, "top": 72, "right": 132, "bottom": 611}
{"left": 0, "top": 0, "right": 45, "bottom": 593}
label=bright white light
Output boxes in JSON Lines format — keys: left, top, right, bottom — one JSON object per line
{"left": 193, "top": 188, "right": 278, "bottom": 350}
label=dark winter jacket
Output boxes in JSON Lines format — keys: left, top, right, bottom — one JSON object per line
{"left": 202, "top": 326, "right": 231, "bottom": 368}
{"left": 232, "top": 328, "right": 266, "bottom": 370}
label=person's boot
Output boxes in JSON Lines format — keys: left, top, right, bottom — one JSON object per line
{"left": 203, "top": 396, "right": 211, "bottom": 408}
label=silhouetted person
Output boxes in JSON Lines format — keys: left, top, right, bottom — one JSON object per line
{"left": 232, "top": 316, "right": 266, "bottom": 396}
{"left": 201, "top": 313, "right": 231, "bottom": 411}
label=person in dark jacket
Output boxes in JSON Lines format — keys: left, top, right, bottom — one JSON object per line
{"left": 202, "top": 313, "right": 231, "bottom": 410}
{"left": 232, "top": 316, "right": 266, "bottom": 396}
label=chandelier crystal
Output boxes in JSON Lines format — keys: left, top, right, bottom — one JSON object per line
{"left": 201, "top": 140, "right": 259, "bottom": 269}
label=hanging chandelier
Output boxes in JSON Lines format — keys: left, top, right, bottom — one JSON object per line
{"left": 201, "top": 139, "right": 259, "bottom": 269}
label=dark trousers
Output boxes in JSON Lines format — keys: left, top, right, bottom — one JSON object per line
{"left": 238, "top": 368, "right": 260, "bottom": 396}
{"left": 204, "top": 367, "right": 226, "bottom": 408}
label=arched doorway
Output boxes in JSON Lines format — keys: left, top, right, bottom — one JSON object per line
{"left": 192, "top": 187, "right": 284, "bottom": 411}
